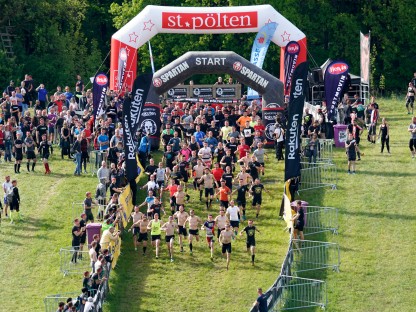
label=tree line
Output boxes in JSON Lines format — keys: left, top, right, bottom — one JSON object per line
{"left": 0, "top": 0, "right": 413, "bottom": 93}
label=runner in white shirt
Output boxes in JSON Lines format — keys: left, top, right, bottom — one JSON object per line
{"left": 2, "top": 175, "right": 13, "bottom": 218}
{"left": 226, "top": 200, "right": 240, "bottom": 235}
{"left": 198, "top": 142, "right": 213, "bottom": 168}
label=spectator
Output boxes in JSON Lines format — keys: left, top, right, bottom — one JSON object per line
{"left": 100, "top": 226, "right": 120, "bottom": 250}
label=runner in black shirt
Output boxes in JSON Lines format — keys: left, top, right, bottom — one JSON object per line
{"left": 38, "top": 134, "right": 53, "bottom": 174}
{"left": 250, "top": 178, "right": 268, "bottom": 218}
{"left": 221, "top": 166, "right": 234, "bottom": 190}
{"left": 144, "top": 159, "right": 158, "bottom": 181}
{"left": 163, "top": 145, "right": 176, "bottom": 170}
{"left": 36, "top": 118, "right": 48, "bottom": 146}
{"left": 232, "top": 179, "right": 249, "bottom": 220}
{"left": 240, "top": 219, "right": 260, "bottom": 265}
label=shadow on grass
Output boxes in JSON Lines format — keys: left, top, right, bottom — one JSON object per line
{"left": 338, "top": 209, "right": 411, "bottom": 221}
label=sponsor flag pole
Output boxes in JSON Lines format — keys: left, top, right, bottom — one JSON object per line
{"left": 324, "top": 60, "right": 350, "bottom": 121}
{"left": 284, "top": 41, "right": 301, "bottom": 96}
{"left": 148, "top": 41, "right": 156, "bottom": 74}
{"left": 92, "top": 72, "right": 109, "bottom": 125}
{"left": 284, "top": 61, "right": 308, "bottom": 182}
{"left": 246, "top": 22, "right": 277, "bottom": 100}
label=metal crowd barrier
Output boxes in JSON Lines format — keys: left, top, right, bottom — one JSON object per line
{"left": 298, "top": 162, "right": 337, "bottom": 192}
{"left": 301, "top": 139, "right": 334, "bottom": 163}
{"left": 90, "top": 150, "right": 108, "bottom": 176}
{"left": 291, "top": 239, "right": 340, "bottom": 273}
{"left": 271, "top": 275, "right": 327, "bottom": 311}
{"left": 304, "top": 206, "right": 339, "bottom": 236}
{"left": 59, "top": 246, "right": 91, "bottom": 276}
{"left": 44, "top": 292, "right": 80, "bottom": 312}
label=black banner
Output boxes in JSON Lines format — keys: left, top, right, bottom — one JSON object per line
{"left": 324, "top": 60, "right": 349, "bottom": 121}
{"left": 285, "top": 62, "right": 308, "bottom": 181}
{"left": 123, "top": 97, "right": 138, "bottom": 181}
{"left": 130, "top": 73, "right": 153, "bottom": 136}
{"left": 137, "top": 103, "right": 161, "bottom": 150}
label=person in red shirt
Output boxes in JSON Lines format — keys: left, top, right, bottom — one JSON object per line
{"left": 163, "top": 179, "right": 178, "bottom": 214}
{"left": 216, "top": 180, "right": 231, "bottom": 208}
{"left": 211, "top": 162, "right": 224, "bottom": 187}
{"left": 237, "top": 138, "right": 250, "bottom": 159}
{"left": 253, "top": 119, "right": 266, "bottom": 137}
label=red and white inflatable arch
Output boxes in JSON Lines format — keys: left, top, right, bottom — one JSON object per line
{"left": 110, "top": 4, "right": 307, "bottom": 92}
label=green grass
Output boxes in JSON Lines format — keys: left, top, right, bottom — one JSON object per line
{"left": 2, "top": 98, "right": 416, "bottom": 311}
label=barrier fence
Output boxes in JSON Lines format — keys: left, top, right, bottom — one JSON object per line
{"left": 44, "top": 266, "right": 111, "bottom": 312}
{"left": 60, "top": 246, "right": 91, "bottom": 276}
{"left": 303, "top": 206, "right": 339, "bottom": 236}
{"left": 291, "top": 239, "right": 340, "bottom": 273}
{"left": 298, "top": 162, "right": 337, "bottom": 192}
{"left": 301, "top": 139, "right": 334, "bottom": 163}
{"left": 71, "top": 202, "right": 106, "bottom": 222}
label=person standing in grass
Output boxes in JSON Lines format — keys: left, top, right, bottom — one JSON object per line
{"left": 24, "top": 132, "right": 37, "bottom": 172}
{"left": 71, "top": 218, "right": 82, "bottom": 263}
{"left": 378, "top": 118, "right": 390, "bottom": 154}
{"left": 241, "top": 219, "right": 260, "bottom": 266}
{"left": 38, "top": 133, "right": 53, "bottom": 174}
{"left": 128, "top": 206, "right": 144, "bottom": 251}
{"left": 345, "top": 133, "right": 358, "bottom": 174}
{"left": 8, "top": 179, "right": 21, "bottom": 224}
{"left": 147, "top": 213, "right": 162, "bottom": 259}
{"left": 2, "top": 175, "right": 12, "bottom": 218}
{"left": 219, "top": 224, "right": 235, "bottom": 270}
{"left": 407, "top": 116, "right": 416, "bottom": 158}
{"left": 161, "top": 215, "right": 177, "bottom": 262}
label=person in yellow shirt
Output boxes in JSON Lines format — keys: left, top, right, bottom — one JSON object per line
{"left": 147, "top": 213, "right": 162, "bottom": 259}
{"left": 100, "top": 226, "right": 120, "bottom": 250}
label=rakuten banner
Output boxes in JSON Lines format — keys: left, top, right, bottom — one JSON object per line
{"left": 285, "top": 62, "right": 308, "bottom": 181}
{"left": 324, "top": 60, "right": 349, "bottom": 121}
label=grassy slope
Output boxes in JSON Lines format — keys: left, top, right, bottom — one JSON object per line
{"left": 2, "top": 98, "right": 415, "bottom": 311}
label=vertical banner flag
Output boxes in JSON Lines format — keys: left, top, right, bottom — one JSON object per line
{"left": 284, "top": 62, "right": 308, "bottom": 181}
{"left": 116, "top": 47, "right": 128, "bottom": 92}
{"left": 92, "top": 72, "right": 109, "bottom": 121}
{"left": 148, "top": 41, "right": 156, "bottom": 74}
{"left": 284, "top": 41, "right": 301, "bottom": 95}
{"left": 360, "top": 32, "right": 370, "bottom": 84}
{"left": 130, "top": 73, "right": 153, "bottom": 135}
{"left": 247, "top": 22, "right": 278, "bottom": 100}
{"left": 324, "top": 60, "right": 350, "bottom": 121}
{"left": 123, "top": 96, "right": 138, "bottom": 182}
{"left": 123, "top": 73, "right": 153, "bottom": 182}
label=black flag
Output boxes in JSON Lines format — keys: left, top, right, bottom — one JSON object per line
{"left": 284, "top": 62, "right": 308, "bottom": 181}
{"left": 130, "top": 73, "right": 153, "bottom": 136}
{"left": 123, "top": 96, "right": 138, "bottom": 182}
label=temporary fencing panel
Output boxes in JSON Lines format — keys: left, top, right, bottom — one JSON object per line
{"left": 303, "top": 206, "right": 339, "bottom": 235}
{"left": 291, "top": 239, "right": 340, "bottom": 273}
{"left": 301, "top": 139, "right": 334, "bottom": 163}
{"left": 59, "top": 246, "right": 92, "bottom": 276}
{"left": 72, "top": 202, "right": 106, "bottom": 222}
{"left": 298, "top": 162, "right": 337, "bottom": 192}
{"left": 44, "top": 292, "right": 79, "bottom": 312}
{"left": 272, "top": 275, "right": 327, "bottom": 311}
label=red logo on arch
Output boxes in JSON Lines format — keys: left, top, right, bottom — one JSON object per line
{"left": 153, "top": 78, "right": 163, "bottom": 87}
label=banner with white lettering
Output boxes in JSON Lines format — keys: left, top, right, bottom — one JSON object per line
{"left": 247, "top": 22, "right": 277, "bottom": 100}
{"left": 360, "top": 32, "right": 370, "bottom": 84}
{"left": 130, "top": 73, "right": 153, "bottom": 136}
{"left": 285, "top": 62, "right": 308, "bottom": 181}
{"left": 123, "top": 96, "right": 139, "bottom": 181}
{"left": 324, "top": 60, "right": 349, "bottom": 121}
{"left": 284, "top": 41, "right": 300, "bottom": 95}
{"left": 92, "top": 72, "right": 109, "bottom": 121}
{"left": 116, "top": 48, "right": 128, "bottom": 92}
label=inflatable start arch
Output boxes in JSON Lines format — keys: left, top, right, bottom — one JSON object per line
{"left": 110, "top": 5, "right": 307, "bottom": 92}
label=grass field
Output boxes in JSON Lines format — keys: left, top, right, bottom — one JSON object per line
{"left": 1, "top": 98, "right": 416, "bottom": 311}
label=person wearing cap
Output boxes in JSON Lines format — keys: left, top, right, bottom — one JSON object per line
{"left": 100, "top": 226, "right": 120, "bottom": 250}
{"left": 219, "top": 224, "right": 235, "bottom": 270}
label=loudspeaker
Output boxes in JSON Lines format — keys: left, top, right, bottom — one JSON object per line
{"left": 312, "top": 68, "right": 324, "bottom": 84}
